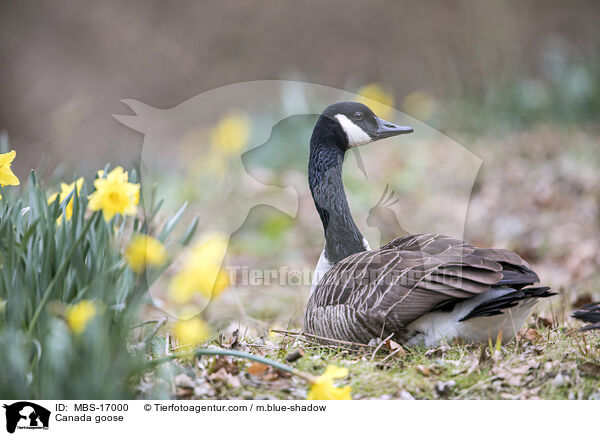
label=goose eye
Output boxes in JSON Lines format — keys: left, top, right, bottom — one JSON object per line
{"left": 353, "top": 111, "right": 363, "bottom": 121}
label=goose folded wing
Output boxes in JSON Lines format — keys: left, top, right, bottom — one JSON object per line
{"left": 310, "top": 234, "right": 537, "bottom": 338}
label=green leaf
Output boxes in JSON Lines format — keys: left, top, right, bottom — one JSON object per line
{"left": 28, "top": 170, "right": 36, "bottom": 187}
{"left": 178, "top": 216, "right": 199, "bottom": 246}
{"left": 150, "top": 336, "right": 168, "bottom": 358}
{"left": 157, "top": 201, "right": 188, "bottom": 242}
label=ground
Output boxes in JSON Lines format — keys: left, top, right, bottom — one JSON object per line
{"left": 142, "top": 324, "right": 600, "bottom": 400}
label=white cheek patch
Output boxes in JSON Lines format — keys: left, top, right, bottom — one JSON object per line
{"left": 335, "top": 114, "right": 371, "bottom": 147}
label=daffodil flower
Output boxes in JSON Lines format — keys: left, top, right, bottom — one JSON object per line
{"left": 269, "top": 323, "right": 283, "bottom": 339}
{"left": 210, "top": 111, "right": 251, "bottom": 154}
{"left": 0, "top": 150, "right": 20, "bottom": 200}
{"left": 65, "top": 300, "right": 99, "bottom": 334}
{"left": 307, "top": 365, "right": 352, "bottom": 400}
{"left": 168, "top": 232, "right": 230, "bottom": 303}
{"left": 402, "top": 90, "right": 435, "bottom": 121}
{"left": 88, "top": 166, "right": 140, "bottom": 221}
{"left": 124, "top": 234, "right": 167, "bottom": 273}
{"left": 48, "top": 177, "right": 84, "bottom": 223}
{"left": 357, "top": 83, "right": 395, "bottom": 120}
{"left": 172, "top": 317, "right": 211, "bottom": 349}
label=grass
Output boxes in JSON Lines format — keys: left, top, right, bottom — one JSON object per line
{"left": 144, "top": 323, "right": 600, "bottom": 400}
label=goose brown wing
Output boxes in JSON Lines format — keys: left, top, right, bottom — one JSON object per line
{"left": 306, "top": 234, "right": 537, "bottom": 342}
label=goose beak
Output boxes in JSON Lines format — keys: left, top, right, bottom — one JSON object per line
{"left": 374, "top": 117, "right": 414, "bottom": 139}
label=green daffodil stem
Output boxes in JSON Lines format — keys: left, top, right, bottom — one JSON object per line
{"left": 27, "top": 212, "right": 99, "bottom": 336}
{"left": 149, "top": 348, "right": 317, "bottom": 383}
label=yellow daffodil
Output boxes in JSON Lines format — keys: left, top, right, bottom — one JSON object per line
{"left": 169, "top": 262, "right": 230, "bottom": 303}
{"left": 168, "top": 232, "right": 230, "bottom": 303}
{"left": 307, "top": 365, "right": 352, "bottom": 400}
{"left": 402, "top": 90, "right": 435, "bottom": 121}
{"left": 210, "top": 111, "right": 251, "bottom": 154}
{"left": 269, "top": 323, "right": 283, "bottom": 339}
{"left": 88, "top": 166, "right": 140, "bottom": 221}
{"left": 357, "top": 83, "right": 395, "bottom": 120}
{"left": 191, "top": 232, "right": 228, "bottom": 261}
{"left": 125, "top": 234, "right": 167, "bottom": 273}
{"left": 168, "top": 272, "right": 197, "bottom": 303}
{"left": 65, "top": 300, "right": 98, "bottom": 334}
{"left": 172, "top": 317, "right": 211, "bottom": 348}
{"left": 0, "top": 150, "right": 20, "bottom": 200}
{"left": 48, "top": 177, "right": 84, "bottom": 223}
{"left": 204, "top": 153, "right": 227, "bottom": 177}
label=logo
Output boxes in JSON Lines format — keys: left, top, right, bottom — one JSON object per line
{"left": 2, "top": 402, "right": 50, "bottom": 433}
{"left": 112, "top": 80, "right": 480, "bottom": 318}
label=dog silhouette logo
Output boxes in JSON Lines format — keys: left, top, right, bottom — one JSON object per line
{"left": 2, "top": 402, "right": 50, "bottom": 433}
{"left": 112, "top": 81, "right": 481, "bottom": 313}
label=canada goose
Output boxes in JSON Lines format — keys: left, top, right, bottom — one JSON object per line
{"left": 572, "top": 302, "right": 600, "bottom": 331}
{"left": 305, "top": 102, "right": 554, "bottom": 347}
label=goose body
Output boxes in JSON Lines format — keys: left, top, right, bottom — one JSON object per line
{"left": 304, "top": 102, "right": 554, "bottom": 347}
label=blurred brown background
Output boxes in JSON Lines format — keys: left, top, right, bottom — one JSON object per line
{"left": 2, "top": 1, "right": 600, "bottom": 315}
{"left": 1, "top": 0, "right": 599, "bottom": 178}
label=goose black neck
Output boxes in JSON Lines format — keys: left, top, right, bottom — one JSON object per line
{"left": 308, "top": 115, "right": 367, "bottom": 263}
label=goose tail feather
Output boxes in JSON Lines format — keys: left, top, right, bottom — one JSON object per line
{"left": 459, "top": 286, "right": 555, "bottom": 322}
{"left": 573, "top": 302, "right": 600, "bottom": 331}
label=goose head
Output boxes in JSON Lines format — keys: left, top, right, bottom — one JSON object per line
{"left": 318, "top": 101, "right": 414, "bottom": 150}
{"left": 308, "top": 102, "right": 414, "bottom": 268}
